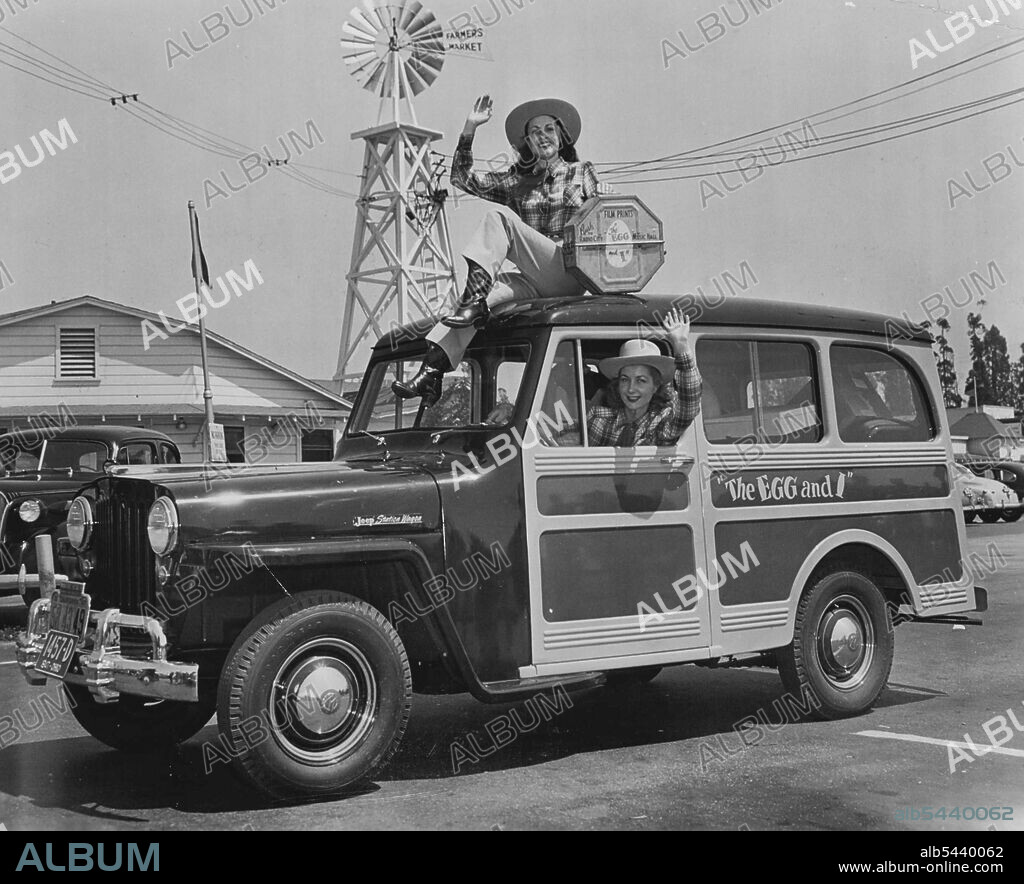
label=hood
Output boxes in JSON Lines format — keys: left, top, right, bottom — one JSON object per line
{"left": 0, "top": 473, "right": 100, "bottom": 496}
{"left": 957, "top": 474, "right": 1010, "bottom": 495}
{"left": 107, "top": 459, "right": 442, "bottom": 543}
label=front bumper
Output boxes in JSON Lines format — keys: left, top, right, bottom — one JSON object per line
{"left": 16, "top": 592, "right": 199, "bottom": 704}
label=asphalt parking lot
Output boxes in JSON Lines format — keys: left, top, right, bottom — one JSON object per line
{"left": 0, "top": 522, "right": 1021, "bottom": 832}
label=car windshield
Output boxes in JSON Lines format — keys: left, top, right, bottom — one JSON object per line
{"left": 353, "top": 344, "right": 530, "bottom": 433}
{"left": 3, "top": 439, "right": 108, "bottom": 474}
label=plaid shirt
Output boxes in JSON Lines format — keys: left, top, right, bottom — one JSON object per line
{"left": 586, "top": 353, "right": 703, "bottom": 446}
{"left": 451, "top": 133, "right": 601, "bottom": 240}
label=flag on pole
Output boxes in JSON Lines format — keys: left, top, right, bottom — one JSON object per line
{"left": 190, "top": 209, "right": 210, "bottom": 287}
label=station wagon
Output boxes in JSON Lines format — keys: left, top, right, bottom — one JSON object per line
{"left": 16, "top": 293, "right": 986, "bottom": 799}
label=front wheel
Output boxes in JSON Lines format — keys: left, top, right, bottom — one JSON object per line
{"left": 777, "top": 570, "right": 894, "bottom": 720}
{"left": 65, "top": 683, "right": 216, "bottom": 751}
{"left": 217, "top": 591, "right": 412, "bottom": 800}
{"left": 1002, "top": 508, "right": 1023, "bottom": 523}
{"left": 963, "top": 510, "right": 976, "bottom": 524}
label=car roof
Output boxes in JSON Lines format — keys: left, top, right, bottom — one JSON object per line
{"left": 376, "top": 292, "right": 932, "bottom": 350}
{"left": 0, "top": 425, "right": 177, "bottom": 445}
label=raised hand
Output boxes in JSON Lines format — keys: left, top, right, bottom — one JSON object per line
{"left": 465, "top": 95, "right": 493, "bottom": 131}
{"left": 660, "top": 306, "right": 692, "bottom": 356}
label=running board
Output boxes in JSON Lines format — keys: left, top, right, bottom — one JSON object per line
{"left": 903, "top": 613, "right": 984, "bottom": 626}
{"left": 476, "top": 671, "right": 606, "bottom": 703}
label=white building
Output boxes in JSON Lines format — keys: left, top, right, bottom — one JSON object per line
{"left": 0, "top": 296, "right": 351, "bottom": 463}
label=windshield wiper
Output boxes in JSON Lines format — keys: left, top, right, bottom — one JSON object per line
{"left": 429, "top": 424, "right": 494, "bottom": 444}
{"left": 350, "top": 430, "right": 391, "bottom": 462}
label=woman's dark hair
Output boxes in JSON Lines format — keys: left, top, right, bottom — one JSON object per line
{"left": 515, "top": 118, "right": 579, "bottom": 172}
{"left": 603, "top": 368, "right": 672, "bottom": 413}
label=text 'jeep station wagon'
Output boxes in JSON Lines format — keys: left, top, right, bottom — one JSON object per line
{"left": 16, "top": 293, "right": 985, "bottom": 799}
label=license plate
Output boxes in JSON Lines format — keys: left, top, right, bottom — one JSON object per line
{"left": 49, "top": 590, "right": 90, "bottom": 641}
{"left": 36, "top": 630, "right": 80, "bottom": 679}
{"left": 36, "top": 590, "right": 91, "bottom": 679}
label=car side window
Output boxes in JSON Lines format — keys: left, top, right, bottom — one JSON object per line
{"left": 160, "top": 443, "right": 181, "bottom": 464}
{"left": 117, "top": 443, "right": 156, "bottom": 465}
{"left": 697, "top": 339, "right": 822, "bottom": 444}
{"left": 830, "top": 345, "right": 935, "bottom": 443}
{"left": 537, "top": 340, "right": 584, "bottom": 446}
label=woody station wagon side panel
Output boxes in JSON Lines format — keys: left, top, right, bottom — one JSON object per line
{"left": 520, "top": 328, "right": 711, "bottom": 675}
{"left": 694, "top": 328, "right": 970, "bottom": 658}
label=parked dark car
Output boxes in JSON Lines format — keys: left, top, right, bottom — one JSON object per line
{"left": 957, "top": 457, "right": 1024, "bottom": 522}
{"left": 0, "top": 426, "right": 181, "bottom": 601}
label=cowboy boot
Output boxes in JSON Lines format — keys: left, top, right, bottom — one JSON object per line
{"left": 443, "top": 261, "right": 492, "bottom": 328}
{"left": 392, "top": 342, "right": 451, "bottom": 404}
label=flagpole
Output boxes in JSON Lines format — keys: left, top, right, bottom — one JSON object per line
{"left": 188, "top": 200, "right": 216, "bottom": 459}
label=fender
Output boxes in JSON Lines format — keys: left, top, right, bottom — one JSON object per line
{"left": 182, "top": 536, "right": 507, "bottom": 703}
{"left": 784, "top": 529, "right": 926, "bottom": 635}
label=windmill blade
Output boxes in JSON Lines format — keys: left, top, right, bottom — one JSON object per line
{"left": 363, "top": 0, "right": 392, "bottom": 32}
{"left": 403, "top": 3, "right": 439, "bottom": 38}
{"left": 350, "top": 6, "right": 385, "bottom": 39}
{"left": 406, "top": 50, "right": 443, "bottom": 85}
{"left": 397, "top": 0, "right": 426, "bottom": 32}
{"left": 366, "top": 51, "right": 391, "bottom": 96}
{"left": 341, "top": 17, "right": 379, "bottom": 44}
{"left": 402, "top": 59, "right": 432, "bottom": 95}
{"left": 405, "top": 31, "right": 445, "bottom": 53}
{"left": 345, "top": 54, "right": 387, "bottom": 89}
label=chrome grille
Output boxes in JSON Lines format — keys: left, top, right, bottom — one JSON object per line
{"left": 92, "top": 479, "right": 158, "bottom": 615}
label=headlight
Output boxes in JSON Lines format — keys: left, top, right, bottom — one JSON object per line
{"left": 17, "top": 499, "right": 42, "bottom": 523}
{"left": 147, "top": 496, "right": 179, "bottom": 556}
{"left": 67, "top": 497, "right": 93, "bottom": 550}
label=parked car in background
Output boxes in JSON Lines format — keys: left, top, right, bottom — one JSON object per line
{"left": 957, "top": 458, "right": 1024, "bottom": 523}
{"left": 0, "top": 426, "right": 181, "bottom": 602}
{"left": 952, "top": 462, "right": 1019, "bottom": 523}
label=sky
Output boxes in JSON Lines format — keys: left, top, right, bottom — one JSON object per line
{"left": 2, "top": 0, "right": 1023, "bottom": 392}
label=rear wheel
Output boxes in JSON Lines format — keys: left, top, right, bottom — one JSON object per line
{"left": 65, "top": 683, "right": 216, "bottom": 751}
{"left": 1002, "top": 509, "right": 1023, "bottom": 522}
{"left": 217, "top": 591, "right": 411, "bottom": 799}
{"left": 778, "top": 569, "right": 894, "bottom": 720}
{"left": 963, "top": 511, "right": 976, "bottom": 524}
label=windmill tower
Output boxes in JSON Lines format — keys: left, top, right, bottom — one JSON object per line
{"left": 335, "top": 0, "right": 465, "bottom": 392}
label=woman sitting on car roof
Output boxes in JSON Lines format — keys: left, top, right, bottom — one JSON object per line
{"left": 393, "top": 93, "right": 611, "bottom": 405}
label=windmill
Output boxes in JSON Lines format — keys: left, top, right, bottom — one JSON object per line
{"left": 335, "top": 1, "right": 487, "bottom": 391}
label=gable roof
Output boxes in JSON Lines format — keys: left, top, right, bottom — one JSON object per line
{"left": 948, "top": 411, "right": 1019, "bottom": 441}
{"left": 0, "top": 295, "right": 352, "bottom": 411}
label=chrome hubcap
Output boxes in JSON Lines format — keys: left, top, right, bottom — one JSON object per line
{"left": 270, "top": 638, "right": 377, "bottom": 765}
{"left": 816, "top": 594, "right": 875, "bottom": 690}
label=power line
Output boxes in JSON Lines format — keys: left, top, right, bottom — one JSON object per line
{"left": 613, "top": 91, "right": 1024, "bottom": 184}
{"left": 0, "top": 30, "right": 361, "bottom": 200}
{"left": 601, "top": 48, "right": 1024, "bottom": 175}
{"left": 600, "top": 31, "right": 1024, "bottom": 175}
{"left": 0, "top": 55, "right": 110, "bottom": 102}
{"left": 0, "top": 42, "right": 115, "bottom": 97}
{"left": 0, "top": 25, "right": 118, "bottom": 91}
{"left": 605, "top": 84, "right": 1024, "bottom": 175}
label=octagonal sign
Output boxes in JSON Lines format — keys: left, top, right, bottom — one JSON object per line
{"left": 562, "top": 195, "right": 666, "bottom": 294}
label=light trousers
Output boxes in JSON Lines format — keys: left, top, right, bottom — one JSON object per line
{"left": 427, "top": 208, "right": 584, "bottom": 366}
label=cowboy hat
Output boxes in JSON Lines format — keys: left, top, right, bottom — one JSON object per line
{"left": 505, "top": 98, "right": 581, "bottom": 149}
{"left": 598, "top": 339, "right": 677, "bottom": 380}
